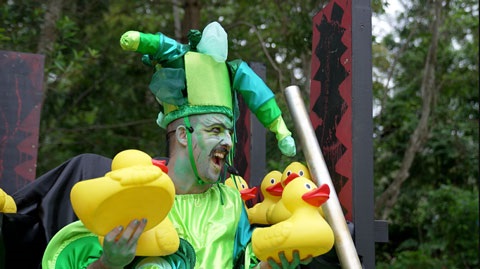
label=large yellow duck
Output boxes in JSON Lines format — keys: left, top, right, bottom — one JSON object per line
{"left": 252, "top": 174, "right": 334, "bottom": 263}
{"left": 70, "top": 149, "right": 179, "bottom": 256}
{"left": 247, "top": 170, "right": 282, "bottom": 225}
{"left": 0, "top": 188, "right": 17, "bottom": 213}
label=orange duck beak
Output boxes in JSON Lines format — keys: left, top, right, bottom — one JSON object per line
{"left": 240, "top": 186, "right": 258, "bottom": 201}
{"left": 282, "top": 173, "right": 299, "bottom": 187}
{"left": 302, "top": 184, "right": 330, "bottom": 207}
{"left": 266, "top": 182, "right": 284, "bottom": 196}
{"left": 152, "top": 159, "right": 168, "bottom": 173}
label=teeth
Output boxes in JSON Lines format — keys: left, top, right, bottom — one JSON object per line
{"left": 214, "top": 152, "right": 225, "bottom": 159}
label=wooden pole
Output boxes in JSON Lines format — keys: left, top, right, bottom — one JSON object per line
{"left": 284, "top": 85, "right": 362, "bottom": 269}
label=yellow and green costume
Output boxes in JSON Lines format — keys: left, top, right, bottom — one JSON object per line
{"left": 42, "top": 184, "right": 256, "bottom": 268}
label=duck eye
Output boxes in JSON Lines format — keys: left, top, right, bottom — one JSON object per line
{"left": 270, "top": 178, "right": 275, "bottom": 184}
{"left": 241, "top": 184, "right": 246, "bottom": 189}
{"left": 305, "top": 183, "right": 312, "bottom": 189}
{"left": 299, "top": 170, "right": 304, "bottom": 176}
{"left": 287, "top": 171, "right": 291, "bottom": 176}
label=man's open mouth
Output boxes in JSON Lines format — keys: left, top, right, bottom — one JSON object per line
{"left": 210, "top": 148, "right": 228, "bottom": 167}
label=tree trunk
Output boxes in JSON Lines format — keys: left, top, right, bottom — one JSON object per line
{"left": 37, "top": 0, "right": 63, "bottom": 55}
{"left": 181, "top": 0, "right": 201, "bottom": 43}
{"left": 375, "top": 0, "right": 442, "bottom": 220}
{"left": 172, "top": 0, "right": 182, "bottom": 41}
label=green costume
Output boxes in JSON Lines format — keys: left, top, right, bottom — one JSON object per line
{"left": 42, "top": 184, "right": 255, "bottom": 268}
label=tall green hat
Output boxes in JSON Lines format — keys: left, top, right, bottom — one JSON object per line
{"left": 120, "top": 22, "right": 297, "bottom": 157}
{"left": 121, "top": 22, "right": 235, "bottom": 128}
{"left": 154, "top": 51, "right": 233, "bottom": 128}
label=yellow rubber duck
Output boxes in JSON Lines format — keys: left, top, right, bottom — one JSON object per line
{"left": 267, "top": 162, "right": 324, "bottom": 224}
{"left": 225, "top": 175, "right": 258, "bottom": 206}
{"left": 280, "top": 162, "right": 311, "bottom": 185}
{"left": 267, "top": 162, "right": 310, "bottom": 224}
{"left": 252, "top": 175, "right": 334, "bottom": 263}
{"left": 266, "top": 172, "right": 297, "bottom": 224}
{"left": 71, "top": 149, "right": 179, "bottom": 256}
{"left": 0, "top": 188, "right": 17, "bottom": 213}
{"left": 247, "top": 170, "right": 282, "bottom": 225}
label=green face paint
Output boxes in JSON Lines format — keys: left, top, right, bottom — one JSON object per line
{"left": 190, "top": 113, "right": 233, "bottom": 184}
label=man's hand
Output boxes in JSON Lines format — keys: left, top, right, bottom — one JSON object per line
{"left": 260, "top": 251, "right": 312, "bottom": 269}
{"left": 89, "top": 218, "right": 147, "bottom": 269}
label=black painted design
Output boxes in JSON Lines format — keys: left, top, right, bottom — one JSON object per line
{"left": 312, "top": 3, "right": 349, "bottom": 193}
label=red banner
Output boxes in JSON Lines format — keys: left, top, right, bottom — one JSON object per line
{"left": 310, "top": 1, "right": 352, "bottom": 221}
{"left": 0, "top": 50, "right": 45, "bottom": 194}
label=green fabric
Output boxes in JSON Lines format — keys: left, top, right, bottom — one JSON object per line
{"left": 254, "top": 98, "right": 282, "bottom": 127}
{"left": 149, "top": 68, "right": 187, "bottom": 106}
{"left": 138, "top": 33, "right": 164, "bottom": 56}
{"left": 232, "top": 61, "right": 275, "bottom": 113}
{"left": 266, "top": 115, "right": 292, "bottom": 141}
{"left": 168, "top": 184, "right": 252, "bottom": 268}
{"left": 42, "top": 221, "right": 102, "bottom": 269}
{"left": 143, "top": 32, "right": 189, "bottom": 65}
{"left": 161, "top": 105, "right": 233, "bottom": 129}
{"left": 184, "top": 52, "right": 231, "bottom": 109}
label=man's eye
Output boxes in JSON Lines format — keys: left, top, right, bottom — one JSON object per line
{"left": 210, "top": 127, "right": 221, "bottom": 133}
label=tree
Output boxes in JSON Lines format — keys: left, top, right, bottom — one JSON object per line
{"left": 373, "top": 0, "right": 479, "bottom": 267}
{"left": 375, "top": 0, "right": 441, "bottom": 220}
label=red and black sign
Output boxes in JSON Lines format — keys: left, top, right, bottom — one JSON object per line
{"left": 310, "top": 1, "right": 353, "bottom": 221}
{"left": 0, "top": 50, "right": 45, "bottom": 194}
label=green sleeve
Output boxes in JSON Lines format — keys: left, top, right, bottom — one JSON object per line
{"left": 129, "top": 238, "right": 196, "bottom": 269}
{"left": 42, "top": 221, "right": 103, "bottom": 269}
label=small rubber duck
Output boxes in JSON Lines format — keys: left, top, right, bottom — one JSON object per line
{"left": 267, "top": 162, "right": 309, "bottom": 224}
{"left": 267, "top": 162, "right": 325, "bottom": 224}
{"left": 0, "top": 188, "right": 17, "bottom": 213}
{"left": 282, "top": 162, "right": 325, "bottom": 218}
{"left": 225, "top": 175, "right": 258, "bottom": 205}
{"left": 252, "top": 175, "right": 334, "bottom": 263}
{"left": 247, "top": 170, "right": 282, "bottom": 225}
{"left": 71, "top": 149, "right": 179, "bottom": 256}
{"left": 281, "top": 162, "right": 311, "bottom": 185}
{"left": 266, "top": 172, "right": 297, "bottom": 225}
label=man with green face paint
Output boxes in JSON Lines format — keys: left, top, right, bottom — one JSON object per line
{"left": 41, "top": 22, "right": 312, "bottom": 268}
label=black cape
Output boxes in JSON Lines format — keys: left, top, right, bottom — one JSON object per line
{"left": 1, "top": 153, "right": 112, "bottom": 269}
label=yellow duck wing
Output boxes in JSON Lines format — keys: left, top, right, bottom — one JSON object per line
{"left": 252, "top": 221, "right": 293, "bottom": 261}
{"left": 136, "top": 217, "right": 180, "bottom": 256}
{"left": 248, "top": 200, "right": 273, "bottom": 225}
{"left": 267, "top": 199, "right": 291, "bottom": 224}
{"left": 107, "top": 165, "right": 162, "bottom": 185}
{"left": 0, "top": 188, "right": 17, "bottom": 213}
{"left": 98, "top": 217, "right": 180, "bottom": 256}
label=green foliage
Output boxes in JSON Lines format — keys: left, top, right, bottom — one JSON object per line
{"left": 377, "top": 185, "right": 479, "bottom": 268}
